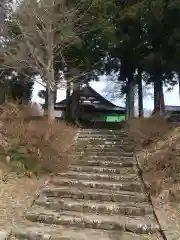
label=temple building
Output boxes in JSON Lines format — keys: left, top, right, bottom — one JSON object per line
{"left": 54, "top": 85, "right": 126, "bottom": 123}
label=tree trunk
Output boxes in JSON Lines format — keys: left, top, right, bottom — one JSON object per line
{"left": 0, "top": 85, "right": 6, "bottom": 104}
{"left": 126, "top": 85, "right": 129, "bottom": 120}
{"left": 53, "top": 69, "right": 59, "bottom": 104}
{"left": 45, "top": 87, "right": 48, "bottom": 108}
{"left": 137, "top": 68, "right": 143, "bottom": 117}
{"left": 46, "top": 68, "right": 55, "bottom": 122}
{"left": 71, "top": 82, "right": 80, "bottom": 121}
{"left": 47, "top": 86, "right": 55, "bottom": 122}
{"left": 53, "top": 87, "right": 57, "bottom": 104}
{"left": 160, "top": 80, "right": 165, "bottom": 113}
{"left": 131, "top": 81, "right": 135, "bottom": 118}
{"left": 153, "top": 81, "right": 157, "bottom": 114}
{"left": 22, "top": 83, "right": 29, "bottom": 105}
{"left": 178, "top": 73, "right": 180, "bottom": 101}
{"left": 153, "top": 77, "right": 161, "bottom": 115}
{"left": 42, "top": 71, "right": 48, "bottom": 116}
{"left": 65, "top": 79, "right": 71, "bottom": 121}
{"left": 127, "top": 74, "right": 135, "bottom": 119}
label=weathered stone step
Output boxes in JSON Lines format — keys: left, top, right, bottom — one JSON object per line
{"left": 41, "top": 186, "right": 148, "bottom": 203}
{"left": 81, "top": 128, "right": 125, "bottom": 131}
{"left": 81, "top": 151, "right": 134, "bottom": 157}
{"left": 77, "top": 137, "right": 130, "bottom": 142}
{"left": 81, "top": 128, "right": 122, "bottom": 130}
{"left": 78, "top": 134, "right": 128, "bottom": 139}
{"left": 78, "top": 131, "right": 127, "bottom": 136}
{"left": 76, "top": 159, "right": 134, "bottom": 168}
{"left": 59, "top": 171, "right": 138, "bottom": 182}
{"left": 25, "top": 206, "right": 160, "bottom": 233}
{"left": 78, "top": 132, "right": 128, "bottom": 137}
{"left": 35, "top": 196, "right": 153, "bottom": 216}
{"left": 77, "top": 139, "right": 130, "bottom": 145}
{"left": 49, "top": 177, "right": 143, "bottom": 192}
{"left": 81, "top": 155, "right": 134, "bottom": 161}
{"left": 76, "top": 144, "right": 131, "bottom": 149}
{"left": 69, "top": 165, "right": 136, "bottom": 174}
{"left": 76, "top": 147, "right": 134, "bottom": 153}
{"left": 12, "top": 225, "right": 163, "bottom": 240}
{"left": 74, "top": 153, "right": 134, "bottom": 161}
{"left": 75, "top": 144, "right": 133, "bottom": 152}
{"left": 77, "top": 136, "right": 129, "bottom": 141}
{"left": 80, "top": 130, "right": 127, "bottom": 135}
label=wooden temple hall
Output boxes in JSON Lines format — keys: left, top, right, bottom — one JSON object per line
{"left": 54, "top": 85, "right": 126, "bottom": 123}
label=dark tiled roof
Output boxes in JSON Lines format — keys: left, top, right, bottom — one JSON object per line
{"left": 55, "top": 85, "right": 126, "bottom": 112}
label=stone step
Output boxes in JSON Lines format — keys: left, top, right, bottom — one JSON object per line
{"left": 69, "top": 165, "right": 136, "bottom": 174}
{"left": 70, "top": 153, "right": 135, "bottom": 161}
{"left": 25, "top": 206, "right": 160, "bottom": 233}
{"left": 58, "top": 171, "right": 138, "bottom": 182}
{"left": 77, "top": 134, "right": 128, "bottom": 139}
{"left": 77, "top": 135, "right": 129, "bottom": 144}
{"left": 77, "top": 139, "right": 130, "bottom": 145}
{"left": 81, "top": 155, "right": 134, "bottom": 161}
{"left": 12, "top": 225, "right": 163, "bottom": 240}
{"left": 76, "top": 141, "right": 131, "bottom": 146}
{"left": 76, "top": 144, "right": 130, "bottom": 148}
{"left": 76, "top": 159, "right": 134, "bottom": 168}
{"left": 78, "top": 132, "right": 127, "bottom": 136}
{"left": 77, "top": 152, "right": 134, "bottom": 157}
{"left": 81, "top": 128, "right": 125, "bottom": 131}
{"left": 78, "top": 133, "right": 128, "bottom": 137}
{"left": 80, "top": 129, "right": 127, "bottom": 133}
{"left": 35, "top": 196, "right": 153, "bottom": 216}
{"left": 80, "top": 151, "right": 134, "bottom": 157}
{"left": 76, "top": 147, "right": 134, "bottom": 153}
{"left": 77, "top": 136, "right": 129, "bottom": 141}
{"left": 41, "top": 186, "right": 148, "bottom": 203}
{"left": 49, "top": 177, "right": 143, "bottom": 192}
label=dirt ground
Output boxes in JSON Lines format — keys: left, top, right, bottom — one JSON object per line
{"left": 152, "top": 195, "right": 180, "bottom": 239}
{"left": 0, "top": 171, "right": 47, "bottom": 232}
{"left": 137, "top": 150, "right": 180, "bottom": 239}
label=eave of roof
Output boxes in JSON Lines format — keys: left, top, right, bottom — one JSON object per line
{"left": 55, "top": 85, "right": 125, "bottom": 111}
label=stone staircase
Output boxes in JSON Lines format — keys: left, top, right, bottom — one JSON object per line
{"left": 10, "top": 129, "right": 164, "bottom": 240}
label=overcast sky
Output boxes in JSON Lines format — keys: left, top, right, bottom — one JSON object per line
{"left": 32, "top": 77, "right": 180, "bottom": 111}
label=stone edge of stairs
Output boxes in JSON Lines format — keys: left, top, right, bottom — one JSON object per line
{"left": 134, "top": 155, "right": 170, "bottom": 240}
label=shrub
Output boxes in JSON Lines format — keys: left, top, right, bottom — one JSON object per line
{"left": 125, "top": 116, "right": 180, "bottom": 201}
{"left": 126, "top": 116, "right": 173, "bottom": 149}
{"left": 0, "top": 102, "right": 78, "bottom": 176}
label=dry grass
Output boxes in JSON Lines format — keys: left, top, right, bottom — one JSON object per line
{"left": 0, "top": 102, "right": 78, "bottom": 231}
{"left": 125, "top": 117, "right": 180, "bottom": 236}
{"left": 126, "top": 117, "right": 180, "bottom": 201}
{"left": 0, "top": 102, "right": 78, "bottom": 176}
{"left": 126, "top": 116, "right": 173, "bottom": 150}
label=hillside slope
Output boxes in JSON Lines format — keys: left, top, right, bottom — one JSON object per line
{"left": 0, "top": 102, "right": 78, "bottom": 231}
{"left": 127, "top": 117, "right": 180, "bottom": 238}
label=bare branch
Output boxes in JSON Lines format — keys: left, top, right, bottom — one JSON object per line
{"left": 0, "top": 0, "right": 100, "bottom": 121}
